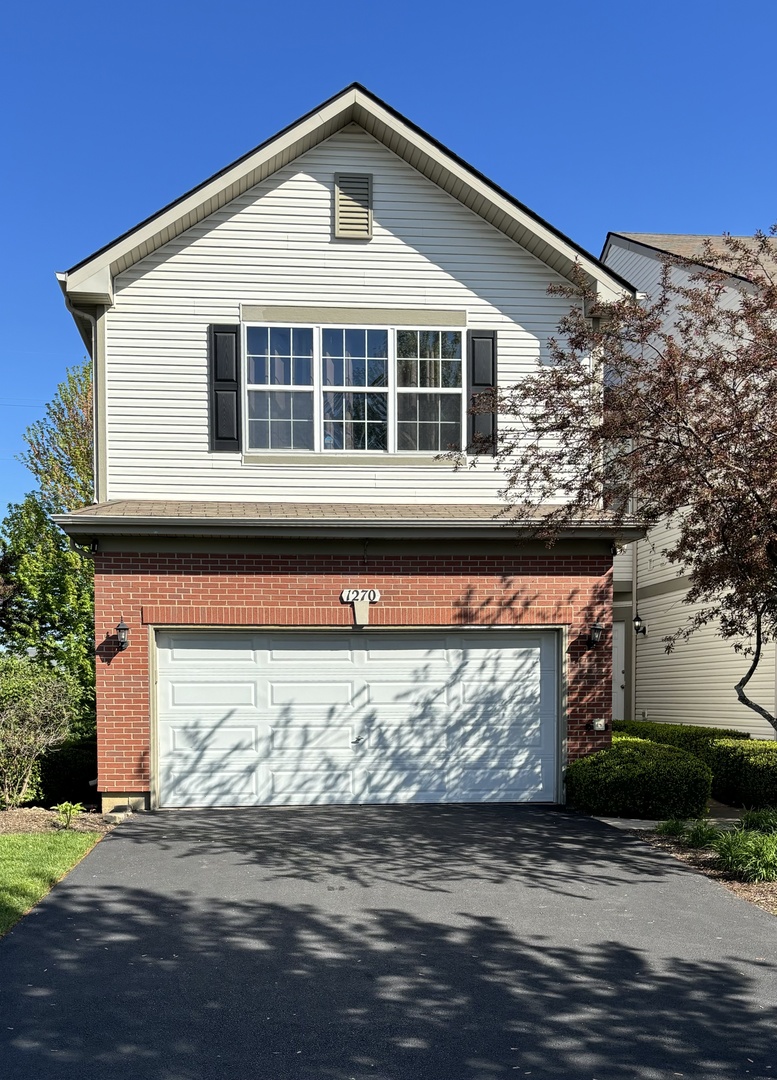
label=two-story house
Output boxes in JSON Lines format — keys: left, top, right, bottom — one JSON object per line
{"left": 603, "top": 232, "right": 776, "bottom": 739}
{"left": 55, "top": 85, "right": 639, "bottom": 812}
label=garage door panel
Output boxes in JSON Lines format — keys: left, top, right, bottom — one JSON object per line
{"left": 269, "top": 724, "right": 358, "bottom": 752}
{"left": 169, "top": 681, "right": 257, "bottom": 707}
{"left": 269, "top": 637, "right": 356, "bottom": 663}
{"left": 268, "top": 681, "right": 355, "bottom": 706}
{"left": 156, "top": 630, "right": 558, "bottom": 807}
{"left": 162, "top": 765, "right": 259, "bottom": 806}
{"left": 166, "top": 634, "right": 258, "bottom": 663}
{"left": 364, "top": 639, "right": 450, "bottom": 662}
{"left": 269, "top": 767, "right": 355, "bottom": 799}
{"left": 452, "top": 762, "right": 549, "bottom": 802}
{"left": 169, "top": 723, "right": 259, "bottom": 754}
{"left": 366, "top": 681, "right": 450, "bottom": 706}
{"left": 368, "top": 722, "right": 449, "bottom": 752}
{"left": 364, "top": 766, "right": 448, "bottom": 801}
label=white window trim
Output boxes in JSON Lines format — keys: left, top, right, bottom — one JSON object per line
{"left": 242, "top": 322, "right": 466, "bottom": 457}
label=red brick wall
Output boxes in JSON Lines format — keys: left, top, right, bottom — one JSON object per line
{"left": 94, "top": 550, "right": 613, "bottom": 796}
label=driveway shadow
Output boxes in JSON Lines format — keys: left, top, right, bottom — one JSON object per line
{"left": 115, "top": 803, "right": 684, "bottom": 897}
{"left": 1, "top": 807, "right": 775, "bottom": 1080}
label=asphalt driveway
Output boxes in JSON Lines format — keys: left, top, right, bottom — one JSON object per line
{"left": 1, "top": 805, "right": 775, "bottom": 1080}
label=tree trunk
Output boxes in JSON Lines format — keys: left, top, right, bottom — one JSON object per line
{"left": 734, "top": 608, "right": 777, "bottom": 734}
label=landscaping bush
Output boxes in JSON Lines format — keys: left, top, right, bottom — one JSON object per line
{"left": 566, "top": 741, "right": 712, "bottom": 819}
{"left": 701, "top": 739, "right": 777, "bottom": 808}
{"left": 712, "top": 829, "right": 777, "bottom": 883}
{"left": 682, "top": 819, "right": 722, "bottom": 848}
{"left": 741, "top": 808, "right": 777, "bottom": 833}
{"left": 655, "top": 818, "right": 687, "bottom": 837}
{"left": 613, "top": 719, "right": 749, "bottom": 753}
{"left": 38, "top": 737, "right": 97, "bottom": 807}
{"left": 0, "top": 655, "right": 80, "bottom": 807}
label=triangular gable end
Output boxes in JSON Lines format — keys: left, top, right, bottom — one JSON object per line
{"left": 60, "top": 84, "right": 634, "bottom": 308}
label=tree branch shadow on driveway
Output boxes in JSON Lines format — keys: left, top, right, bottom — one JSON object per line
{"left": 0, "top": 872, "right": 774, "bottom": 1080}
{"left": 1, "top": 806, "right": 775, "bottom": 1079}
{"left": 111, "top": 804, "right": 688, "bottom": 897}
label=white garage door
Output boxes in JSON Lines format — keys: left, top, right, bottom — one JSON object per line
{"left": 156, "top": 630, "right": 558, "bottom": 807}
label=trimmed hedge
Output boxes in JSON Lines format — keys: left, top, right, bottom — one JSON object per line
{"left": 566, "top": 741, "right": 712, "bottom": 819}
{"left": 700, "top": 740, "right": 777, "bottom": 809}
{"left": 613, "top": 719, "right": 749, "bottom": 753}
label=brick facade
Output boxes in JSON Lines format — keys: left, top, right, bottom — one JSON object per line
{"left": 94, "top": 549, "right": 613, "bottom": 800}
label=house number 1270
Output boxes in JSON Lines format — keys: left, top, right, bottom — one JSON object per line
{"left": 340, "top": 589, "right": 381, "bottom": 603}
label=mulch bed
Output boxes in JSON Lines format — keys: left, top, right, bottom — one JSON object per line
{"left": 0, "top": 808, "right": 117, "bottom": 835}
{"left": 640, "top": 831, "right": 777, "bottom": 916}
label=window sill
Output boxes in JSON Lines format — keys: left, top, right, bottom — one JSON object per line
{"left": 241, "top": 453, "right": 458, "bottom": 467}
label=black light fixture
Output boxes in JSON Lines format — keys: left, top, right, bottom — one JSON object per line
{"left": 116, "top": 617, "right": 129, "bottom": 651}
{"left": 633, "top": 613, "right": 647, "bottom": 637}
{"left": 588, "top": 622, "right": 604, "bottom": 647}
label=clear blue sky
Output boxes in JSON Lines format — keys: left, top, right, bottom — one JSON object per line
{"left": 1, "top": 0, "right": 774, "bottom": 511}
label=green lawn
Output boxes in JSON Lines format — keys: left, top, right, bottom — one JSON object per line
{"left": 0, "top": 833, "right": 99, "bottom": 936}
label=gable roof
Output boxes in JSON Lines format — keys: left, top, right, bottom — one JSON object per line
{"left": 603, "top": 231, "right": 777, "bottom": 283}
{"left": 59, "top": 84, "right": 634, "bottom": 307}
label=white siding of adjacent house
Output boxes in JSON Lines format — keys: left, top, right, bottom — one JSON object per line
{"left": 612, "top": 546, "right": 633, "bottom": 584}
{"left": 605, "top": 237, "right": 775, "bottom": 738}
{"left": 104, "top": 128, "right": 579, "bottom": 503}
{"left": 635, "top": 588, "right": 776, "bottom": 739}
{"left": 603, "top": 241, "right": 666, "bottom": 302}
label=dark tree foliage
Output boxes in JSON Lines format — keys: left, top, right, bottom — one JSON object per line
{"left": 479, "top": 228, "right": 777, "bottom": 729}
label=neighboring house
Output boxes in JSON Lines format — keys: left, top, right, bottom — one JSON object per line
{"left": 602, "top": 232, "right": 776, "bottom": 739}
{"left": 55, "top": 84, "right": 638, "bottom": 812}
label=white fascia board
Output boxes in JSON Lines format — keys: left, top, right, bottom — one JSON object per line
{"left": 63, "top": 265, "right": 113, "bottom": 304}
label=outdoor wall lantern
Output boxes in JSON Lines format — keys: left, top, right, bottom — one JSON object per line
{"left": 116, "top": 617, "right": 130, "bottom": 651}
{"left": 588, "top": 622, "right": 604, "bottom": 647}
{"left": 633, "top": 613, "right": 648, "bottom": 637}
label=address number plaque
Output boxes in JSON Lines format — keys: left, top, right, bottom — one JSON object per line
{"left": 340, "top": 589, "right": 381, "bottom": 604}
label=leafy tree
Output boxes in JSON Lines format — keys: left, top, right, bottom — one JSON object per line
{"left": 0, "top": 655, "right": 80, "bottom": 807}
{"left": 0, "top": 493, "right": 94, "bottom": 731}
{"left": 480, "top": 228, "right": 777, "bottom": 730}
{"left": 0, "top": 359, "right": 95, "bottom": 739}
{"left": 18, "top": 359, "right": 93, "bottom": 513}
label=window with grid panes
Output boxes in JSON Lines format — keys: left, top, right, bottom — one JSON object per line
{"left": 245, "top": 325, "right": 463, "bottom": 453}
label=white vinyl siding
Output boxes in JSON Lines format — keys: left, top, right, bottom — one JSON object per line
{"left": 612, "top": 546, "right": 633, "bottom": 585}
{"left": 105, "top": 128, "right": 578, "bottom": 503}
{"left": 635, "top": 589, "right": 776, "bottom": 739}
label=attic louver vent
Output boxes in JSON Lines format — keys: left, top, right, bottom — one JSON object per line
{"left": 334, "top": 173, "right": 372, "bottom": 239}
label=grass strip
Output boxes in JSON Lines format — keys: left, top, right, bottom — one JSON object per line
{"left": 0, "top": 833, "right": 99, "bottom": 936}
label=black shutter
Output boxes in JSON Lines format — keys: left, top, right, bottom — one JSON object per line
{"left": 467, "top": 329, "right": 497, "bottom": 454}
{"left": 208, "top": 325, "right": 241, "bottom": 452}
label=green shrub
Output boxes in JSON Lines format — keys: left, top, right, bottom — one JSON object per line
{"left": 566, "top": 742, "right": 712, "bottom": 819}
{"left": 611, "top": 732, "right": 649, "bottom": 744}
{"left": 655, "top": 818, "right": 687, "bottom": 837}
{"left": 613, "top": 719, "right": 749, "bottom": 753}
{"left": 713, "top": 829, "right": 777, "bottom": 882}
{"left": 53, "top": 801, "right": 84, "bottom": 829}
{"left": 701, "top": 739, "right": 777, "bottom": 808}
{"left": 0, "top": 655, "right": 80, "bottom": 807}
{"left": 741, "top": 808, "right": 777, "bottom": 833}
{"left": 683, "top": 820, "right": 722, "bottom": 848}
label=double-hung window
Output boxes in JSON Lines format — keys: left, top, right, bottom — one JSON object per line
{"left": 244, "top": 325, "right": 464, "bottom": 454}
